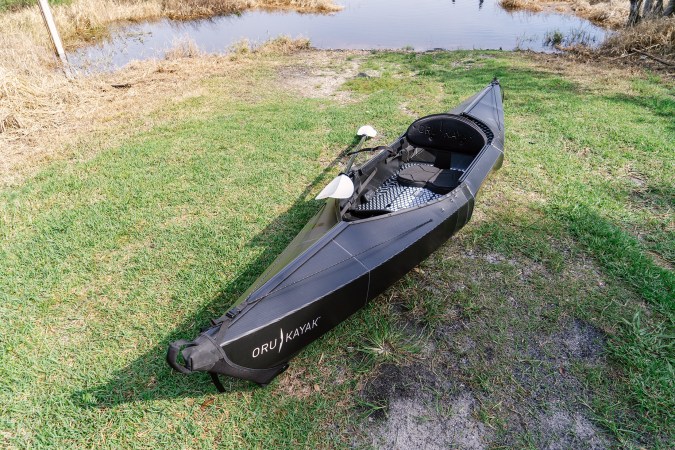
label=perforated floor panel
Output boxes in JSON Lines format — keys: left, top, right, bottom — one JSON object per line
{"left": 354, "top": 163, "right": 450, "bottom": 212}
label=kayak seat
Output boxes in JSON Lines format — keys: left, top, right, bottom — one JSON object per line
{"left": 406, "top": 114, "right": 487, "bottom": 170}
{"left": 396, "top": 164, "right": 462, "bottom": 194}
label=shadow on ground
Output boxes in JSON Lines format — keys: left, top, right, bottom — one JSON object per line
{"left": 605, "top": 92, "right": 675, "bottom": 133}
{"left": 71, "top": 139, "right": 361, "bottom": 407}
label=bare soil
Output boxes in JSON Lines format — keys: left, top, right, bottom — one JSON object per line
{"left": 275, "top": 51, "right": 364, "bottom": 101}
{"left": 362, "top": 365, "right": 492, "bottom": 449}
{"left": 356, "top": 241, "right": 618, "bottom": 449}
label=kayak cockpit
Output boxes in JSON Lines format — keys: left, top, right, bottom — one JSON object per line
{"left": 342, "top": 113, "right": 490, "bottom": 220}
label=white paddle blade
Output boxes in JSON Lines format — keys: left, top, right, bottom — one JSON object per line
{"left": 357, "top": 125, "right": 377, "bottom": 138}
{"left": 315, "top": 174, "right": 355, "bottom": 200}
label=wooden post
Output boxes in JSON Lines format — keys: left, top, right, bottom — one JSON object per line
{"left": 37, "top": 0, "right": 73, "bottom": 78}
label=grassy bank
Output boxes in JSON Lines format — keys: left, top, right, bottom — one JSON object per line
{"left": 499, "top": 0, "right": 629, "bottom": 28}
{"left": 0, "top": 0, "right": 341, "bottom": 16}
{"left": 498, "top": 0, "right": 674, "bottom": 64}
{"left": 0, "top": 48, "right": 673, "bottom": 447}
{"left": 598, "top": 17, "right": 675, "bottom": 59}
{"left": 0, "top": 36, "right": 311, "bottom": 185}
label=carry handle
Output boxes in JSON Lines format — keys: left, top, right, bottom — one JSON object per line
{"left": 166, "top": 339, "right": 195, "bottom": 374}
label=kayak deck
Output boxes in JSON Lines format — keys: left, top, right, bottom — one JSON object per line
{"left": 353, "top": 162, "right": 447, "bottom": 213}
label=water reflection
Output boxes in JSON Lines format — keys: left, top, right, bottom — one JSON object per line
{"left": 69, "top": 0, "right": 607, "bottom": 72}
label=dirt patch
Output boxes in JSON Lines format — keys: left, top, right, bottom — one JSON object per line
{"left": 465, "top": 249, "right": 518, "bottom": 266}
{"left": 370, "top": 394, "right": 489, "bottom": 450}
{"left": 361, "top": 364, "right": 492, "bottom": 449}
{"left": 557, "top": 318, "right": 606, "bottom": 361}
{"left": 361, "top": 364, "right": 435, "bottom": 417}
{"left": 524, "top": 318, "right": 607, "bottom": 367}
{"left": 510, "top": 319, "right": 611, "bottom": 447}
{"left": 534, "top": 407, "right": 610, "bottom": 449}
{"left": 276, "top": 51, "right": 364, "bottom": 101}
{"left": 357, "top": 242, "right": 621, "bottom": 448}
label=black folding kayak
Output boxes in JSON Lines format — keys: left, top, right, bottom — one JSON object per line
{"left": 168, "top": 79, "right": 505, "bottom": 390}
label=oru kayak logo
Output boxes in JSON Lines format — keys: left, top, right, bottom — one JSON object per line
{"left": 251, "top": 316, "right": 321, "bottom": 358}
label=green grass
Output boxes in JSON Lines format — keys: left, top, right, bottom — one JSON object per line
{"left": 1, "top": 50, "right": 673, "bottom": 447}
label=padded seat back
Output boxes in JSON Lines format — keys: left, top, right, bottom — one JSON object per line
{"left": 406, "top": 114, "right": 487, "bottom": 169}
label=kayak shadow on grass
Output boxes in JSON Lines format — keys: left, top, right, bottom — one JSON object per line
{"left": 71, "top": 138, "right": 362, "bottom": 408}
{"left": 604, "top": 92, "right": 675, "bottom": 133}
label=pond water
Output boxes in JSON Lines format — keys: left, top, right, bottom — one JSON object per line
{"left": 69, "top": 0, "right": 607, "bottom": 71}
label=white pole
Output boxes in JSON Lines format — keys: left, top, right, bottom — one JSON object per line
{"left": 37, "top": 0, "right": 73, "bottom": 78}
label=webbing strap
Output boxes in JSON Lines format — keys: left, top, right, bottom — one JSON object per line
{"left": 210, "top": 373, "right": 226, "bottom": 392}
{"left": 346, "top": 145, "right": 392, "bottom": 156}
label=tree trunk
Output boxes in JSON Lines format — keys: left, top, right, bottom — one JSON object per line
{"left": 628, "top": 0, "right": 673, "bottom": 25}
{"left": 642, "top": 0, "right": 653, "bottom": 16}
{"left": 643, "top": 0, "right": 664, "bottom": 18}
{"left": 628, "top": 0, "right": 644, "bottom": 25}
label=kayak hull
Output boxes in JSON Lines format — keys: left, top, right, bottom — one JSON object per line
{"left": 168, "top": 80, "right": 505, "bottom": 389}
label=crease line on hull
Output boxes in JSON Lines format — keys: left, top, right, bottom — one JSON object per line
{"left": 492, "top": 87, "right": 502, "bottom": 131}
{"left": 333, "top": 239, "right": 372, "bottom": 302}
{"left": 242, "top": 224, "right": 346, "bottom": 305}
{"left": 241, "top": 219, "right": 434, "bottom": 308}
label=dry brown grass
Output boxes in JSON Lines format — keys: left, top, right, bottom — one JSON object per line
{"left": 162, "top": 0, "right": 341, "bottom": 20}
{"left": 246, "top": 35, "right": 311, "bottom": 55}
{"left": 499, "top": 0, "right": 629, "bottom": 29}
{"left": 224, "top": 35, "right": 311, "bottom": 60}
{"left": 600, "top": 17, "right": 675, "bottom": 56}
{"left": 0, "top": 1, "right": 156, "bottom": 177}
{"left": 164, "top": 36, "right": 202, "bottom": 59}
{"left": 259, "top": 35, "right": 311, "bottom": 54}
{"left": 0, "top": 36, "right": 313, "bottom": 185}
{"left": 558, "top": 17, "right": 675, "bottom": 73}
{"left": 500, "top": 0, "right": 543, "bottom": 12}
{"left": 0, "top": 0, "right": 340, "bottom": 184}
{"left": 2, "top": 1, "right": 163, "bottom": 49}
